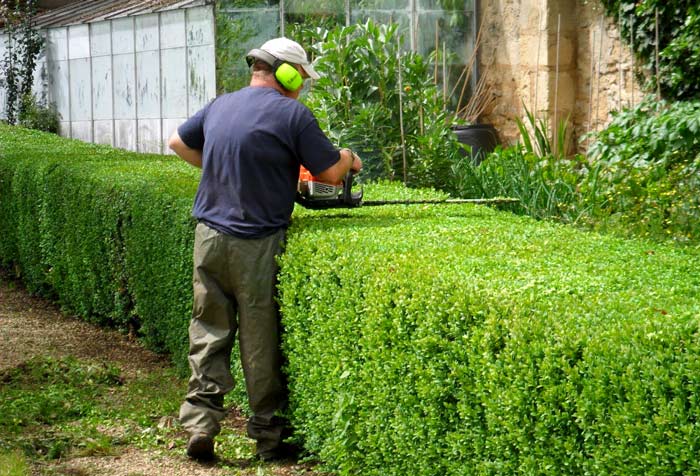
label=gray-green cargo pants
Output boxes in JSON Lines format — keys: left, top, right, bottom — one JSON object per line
{"left": 179, "top": 222, "right": 287, "bottom": 454}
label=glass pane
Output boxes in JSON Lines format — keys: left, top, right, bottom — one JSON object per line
{"left": 286, "top": 0, "right": 345, "bottom": 15}
{"left": 352, "top": 0, "right": 409, "bottom": 9}
{"left": 416, "top": 10, "right": 475, "bottom": 109}
{"left": 218, "top": 0, "right": 279, "bottom": 9}
{"left": 417, "top": 0, "right": 474, "bottom": 12}
{"left": 416, "top": 10, "right": 473, "bottom": 62}
{"left": 217, "top": 10, "right": 280, "bottom": 93}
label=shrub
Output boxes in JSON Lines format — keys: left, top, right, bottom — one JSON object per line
{"left": 586, "top": 96, "right": 700, "bottom": 242}
{"left": 302, "top": 20, "right": 465, "bottom": 192}
{"left": 281, "top": 203, "right": 700, "bottom": 475}
{"left": 18, "top": 94, "right": 60, "bottom": 133}
{"left": 0, "top": 125, "right": 198, "bottom": 370}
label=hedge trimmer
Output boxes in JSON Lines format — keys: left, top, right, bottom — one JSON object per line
{"left": 296, "top": 166, "right": 518, "bottom": 210}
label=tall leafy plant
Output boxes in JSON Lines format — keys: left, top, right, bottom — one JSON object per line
{"left": 452, "top": 108, "right": 590, "bottom": 222}
{"left": 1, "top": 0, "right": 43, "bottom": 124}
{"left": 301, "top": 20, "right": 464, "bottom": 192}
{"left": 585, "top": 96, "right": 700, "bottom": 241}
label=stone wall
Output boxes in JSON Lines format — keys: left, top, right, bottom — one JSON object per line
{"left": 478, "top": 0, "right": 643, "bottom": 152}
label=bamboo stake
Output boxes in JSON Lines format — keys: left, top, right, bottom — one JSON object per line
{"left": 442, "top": 41, "right": 447, "bottom": 110}
{"left": 618, "top": 7, "right": 623, "bottom": 110}
{"left": 534, "top": 9, "right": 542, "bottom": 113}
{"left": 454, "top": 17, "right": 485, "bottom": 114}
{"left": 595, "top": 16, "right": 604, "bottom": 131}
{"left": 434, "top": 20, "right": 439, "bottom": 85}
{"left": 630, "top": 14, "right": 635, "bottom": 109}
{"left": 587, "top": 28, "right": 596, "bottom": 142}
{"left": 397, "top": 47, "right": 407, "bottom": 185}
{"left": 554, "top": 13, "right": 561, "bottom": 152}
{"left": 655, "top": 7, "right": 660, "bottom": 101}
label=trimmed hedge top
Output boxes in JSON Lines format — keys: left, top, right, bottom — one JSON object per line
{"left": 281, "top": 203, "right": 700, "bottom": 475}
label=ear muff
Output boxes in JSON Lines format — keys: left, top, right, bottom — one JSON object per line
{"left": 246, "top": 48, "right": 304, "bottom": 92}
{"left": 274, "top": 61, "right": 303, "bottom": 91}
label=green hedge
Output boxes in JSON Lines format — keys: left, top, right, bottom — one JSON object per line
{"left": 2, "top": 125, "right": 700, "bottom": 474}
{"left": 0, "top": 125, "right": 198, "bottom": 370}
{"left": 281, "top": 207, "right": 700, "bottom": 474}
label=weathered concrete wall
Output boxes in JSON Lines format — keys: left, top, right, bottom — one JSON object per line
{"left": 479, "top": 0, "right": 640, "bottom": 152}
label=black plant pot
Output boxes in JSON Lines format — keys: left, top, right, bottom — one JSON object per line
{"left": 452, "top": 124, "right": 499, "bottom": 165}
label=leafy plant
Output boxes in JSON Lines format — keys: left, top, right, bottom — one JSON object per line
{"left": 584, "top": 95, "right": 700, "bottom": 241}
{"left": 0, "top": 0, "right": 43, "bottom": 124}
{"left": 17, "top": 94, "right": 59, "bottom": 133}
{"left": 301, "top": 20, "right": 465, "bottom": 192}
{"left": 452, "top": 107, "right": 590, "bottom": 222}
{"left": 599, "top": 0, "right": 700, "bottom": 101}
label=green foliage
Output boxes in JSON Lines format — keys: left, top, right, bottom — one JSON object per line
{"left": 0, "top": 450, "right": 29, "bottom": 476}
{"left": 17, "top": 94, "right": 59, "bottom": 133}
{"left": 453, "top": 99, "right": 700, "bottom": 243}
{"left": 585, "top": 96, "right": 700, "bottom": 242}
{"left": 452, "top": 107, "right": 588, "bottom": 222}
{"left": 302, "top": 20, "right": 465, "bottom": 192}
{"left": 3, "top": 125, "right": 700, "bottom": 474}
{"left": 280, "top": 202, "right": 700, "bottom": 475}
{"left": 599, "top": 0, "right": 700, "bottom": 101}
{"left": 0, "top": 125, "right": 199, "bottom": 370}
{"left": 0, "top": 0, "right": 44, "bottom": 125}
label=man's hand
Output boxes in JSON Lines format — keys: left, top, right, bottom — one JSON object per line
{"left": 314, "top": 148, "right": 363, "bottom": 185}
{"left": 348, "top": 149, "right": 363, "bottom": 173}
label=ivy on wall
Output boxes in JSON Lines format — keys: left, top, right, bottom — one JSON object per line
{"left": 599, "top": 0, "right": 700, "bottom": 101}
{"left": 0, "top": 0, "right": 43, "bottom": 124}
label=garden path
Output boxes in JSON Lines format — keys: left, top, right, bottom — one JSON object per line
{"left": 0, "top": 274, "right": 315, "bottom": 476}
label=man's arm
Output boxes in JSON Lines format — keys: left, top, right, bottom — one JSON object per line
{"left": 168, "top": 130, "right": 203, "bottom": 168}
{"left": 313, "top": 148, "right": 363, "bottom": 184}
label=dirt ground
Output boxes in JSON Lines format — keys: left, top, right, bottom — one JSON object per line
{"left": 0, "top": 273, "right": 318, "bottom": 476}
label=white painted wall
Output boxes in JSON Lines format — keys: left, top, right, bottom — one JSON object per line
{"left": 1, "top": 4, "right": 216, "bottom": 155}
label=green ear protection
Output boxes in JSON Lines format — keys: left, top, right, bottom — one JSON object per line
{"left": 274, "top": 62, "right": 303, "bottom": 91}
{"left": 246, "top": 49, "right": 303, "bottom": 91}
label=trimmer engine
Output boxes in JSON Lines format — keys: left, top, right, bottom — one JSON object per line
{"left": 296, "top": 166, "right": 364, "bottom": 209}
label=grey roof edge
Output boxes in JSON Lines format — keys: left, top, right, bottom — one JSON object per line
{"left": 32, "top": 0, "right": 213, "bottom": 29}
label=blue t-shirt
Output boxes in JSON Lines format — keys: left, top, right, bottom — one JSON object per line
{"left": 178, "top": 87, "right": 339, "bottom": 238}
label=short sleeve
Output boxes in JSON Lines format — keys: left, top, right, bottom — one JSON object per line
{"left": 296, "top": 117, "right": 340, "bottom": 176}
{"left": 177, "top": 103, "right": 210, "bottom": 150}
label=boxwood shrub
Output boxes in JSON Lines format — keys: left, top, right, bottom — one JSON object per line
{"left": 281, "top": 205, "right": 700, "bottom": 475}
{"left": 2, "top": 125, "right": 700, "bottom": 474}
{"left": 0, "top": 125, "right": 199, "bottom": 369}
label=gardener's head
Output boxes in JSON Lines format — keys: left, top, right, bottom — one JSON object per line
{"left": 246, "top": 37, "right": 319, "bottom": 95}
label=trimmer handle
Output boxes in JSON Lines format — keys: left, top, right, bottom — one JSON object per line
{"left": 341, "top": 170, "right": 363, "bottom": 207}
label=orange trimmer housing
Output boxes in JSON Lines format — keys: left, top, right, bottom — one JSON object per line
{"left": 296, "top": 165, "right": 363, "bottom": 209}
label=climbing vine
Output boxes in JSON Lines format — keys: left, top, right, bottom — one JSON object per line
{"left": 599, "top": 0, "right": 700, "bottom": 101}
{"left": 1, "top": 0, "right": 43, "bottom": 124}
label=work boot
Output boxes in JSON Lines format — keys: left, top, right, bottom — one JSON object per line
{"left": 186, "top": 433, "right": 215, "bottom": 461}
{"left": 256, "top": 441, "right": 302, "bottom": 462}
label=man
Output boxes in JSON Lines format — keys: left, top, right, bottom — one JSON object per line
{"left": 168, "top": 37, "right": 362, "bottom": 462}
